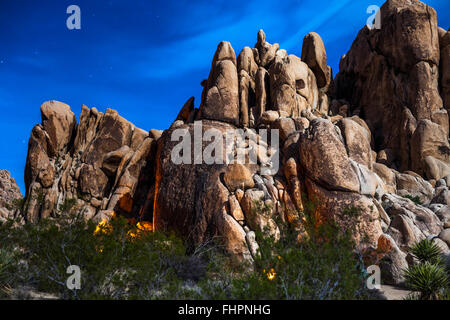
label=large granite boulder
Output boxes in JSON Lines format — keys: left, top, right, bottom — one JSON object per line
{"left": 335, "top": 0, "right": 446, "bottom": 173}
{"left": 198, "top": 42, "right": 240, "bottom": 126}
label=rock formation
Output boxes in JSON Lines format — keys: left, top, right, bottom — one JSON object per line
{"left": 23, "top": 101, "right": 155, "bottom": 224}
{"left": 0, "top": 0, "right": 449, "bottom": 286}
{"left": 335, "top": 0, "right": 449, "bottom": 177}
{"left": 0, "top": 170, "right": 23, "bottom": 222}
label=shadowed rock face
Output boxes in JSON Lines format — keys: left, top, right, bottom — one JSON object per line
{"left": 23, "top": 102, "right": 155, "bottom": 224}
{"left": 2, "top": 0, "right": 449, "bottom": 282}
{"left": 152, "top": 121, "right": 254, "bottom": 261}
{"left": 441, "top": 29, "right": 450, "bottom": 111}
{"left": 335, "top": 0, "right": 447, "bottom": 174}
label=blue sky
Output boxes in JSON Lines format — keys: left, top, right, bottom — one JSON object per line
{"left": 0, "top": 0, "right": 449, "bottom": 193}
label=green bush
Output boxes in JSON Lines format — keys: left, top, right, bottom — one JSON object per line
{"left": 58, "top": 198, "right": 77, "bottom": 214}
{"left": 403, "top": 239, "right": 449, "bottom": 300}
{"left": 4, "top": 198, "right": 25, "bottom": 211}
{"left": 0, "top": 215, "right": 215, "bottom": 299}
{"left": 222, "top": 202, "right": 370, "bottom": 300}
{"left": 0, "top": 243, "right": 17, "bottom": 299}
{"left": 403, "top": 195, "right": 422, "bottom": 205}
{"left": 229, "top": 232, "right": 368, "bottom": 299}
{"left": 0, "top": 249, "right": 13, "bottom": 283}
{"left": 410, "top": 239, "right": 444, "bottom": 265}
{"left": 404, "top": 262, "right": 448, "bottom": 300}
{"left": 0, "top": 199, "right": 377, "bottom": 300}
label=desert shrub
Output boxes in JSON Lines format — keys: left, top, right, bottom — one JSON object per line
{"left": 0, "top": 214, "right": 215, "bottom": 300}
{"left": 58, "top": 198, "right": 77, "bottom": 214}
{"left": 0, "top": 199, "right": 379, "bottom": 300}
{"left": 33, "top": 188, "right": 45, "bottom": 205}
{"left": 404, "top": 262, "right": 448, "bottom": 300}
{"left": 226, "top": 202, "right": 370, "bottom": 300}
{"left": 403, "top": 195, "right": 422, "bottom": 205}
{"left": 0, "top": 249, "right": 14, "bottom": 283}
{"left": 4, "top": 198, "right": 25, "bottom": 211}
{"left": 410, "top": 239, "right": 444, "bottom": 265}
{"left": 0, "top": 228, "right": 19, "bottom": 300}
{"left": 403, "top": 238, "right": 449, "bottom": 300}
{"left": 193, "top": 244, "right": 252, "bottom": 299}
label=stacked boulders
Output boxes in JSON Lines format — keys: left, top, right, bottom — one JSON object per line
{"left": 197, "top": 29, "right": 328, "bottom": 129}
{"left": 334, "top": 0, "right": 450, "bottom": 284}
{"left": 153, "top": 29, "right": 390, "bottom": 260}
{"left": 23, "top": 101, "right": 156, "bottom": 223}
{"left": 3, "top": 0, "right": 448, "bottom": 285}
{"left": 335, "top": 0, "right": 448, "bottom": 177}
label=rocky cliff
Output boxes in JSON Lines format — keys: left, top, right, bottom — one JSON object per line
{"left": 0, "top": 170, "right": 23, "bottom": 222}
{"left": 1, "top": 0, "right": 449, "bottom": 285}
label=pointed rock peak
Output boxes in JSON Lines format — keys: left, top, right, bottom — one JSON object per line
{"left": 105, "top": 108, "right": 119, "bottom": 116}
{"left": 213, "top": 41, "right": 236, "bottom": 65}
{"left": 176, "top": 96, "right": 195, "bottom": 122}
{"left": 200, "top": 39, "right": 239, "bottom": 126}
{"left": 81, "top": 104, "right": 90, "bottom": 112}
{"left": 255, "top": 29, "right": 279, "bottom": 68}
{"left": 301, "top": 32, "right": 329, "bottom": 89}
{"left": 40, "top": 100, "right": 72, "bottom": 118}
{"left": 40, "top": 100, "right": 76, "bottom": 154}
{"left": 0, "top": 170, "right": 23, "bottom": 222}
{"left": 257, "top": 29, "right": 266, "bottom": 44}
{"left": 383, "top": 0, "right": 429, "bottom": 12}
{"left": 237, "top": 46, "right": 258, "bottom": 76}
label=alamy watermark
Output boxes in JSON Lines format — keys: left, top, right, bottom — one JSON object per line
{"left": 66, "top": 265, "right": 81, "bottom": 290}
{"left": 366, "top": 265, "right": 381, "bottom": 290}
{"left": 66, "top": 5, "right": 81, "bottom": 30}
{"left": 366, "top": 5, "right": 381, "bottom": 30}
{"left": 65, "top": 5, "right": 380, "bottom": 32}
{"left": 170, "top": 121, "right": 279, "bottom": 175}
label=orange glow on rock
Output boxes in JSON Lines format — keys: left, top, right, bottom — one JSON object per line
{"left": 119, "top": 193, "right": 133, "bottom": 213}
{"left": 266, "top": 268, "right": 276, "bottom": 281}
{"left": 94, "top": 219, "right": 113, "bottom": 236}
{"left": 137, "top": 221, "right": 153, "bottom": 231}
{"left": 127, "top": 221, "right": 153, "bottom": 240}
{"left": 152, "top": 143, "right": 163, "bottom": 233}
{"left": 93, "top": 214, "right": 153, "bottom": 243}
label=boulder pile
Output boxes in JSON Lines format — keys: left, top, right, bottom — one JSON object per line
{"left": 1, "top": 0, "right": 449, "bottom": 285}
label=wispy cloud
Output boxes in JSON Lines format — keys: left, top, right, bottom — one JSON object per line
{"left": 132, "top": 0, "right": 360, "bottom": 80}
{"left": 281, "top": 0, "right": 353, "bottom": 50}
